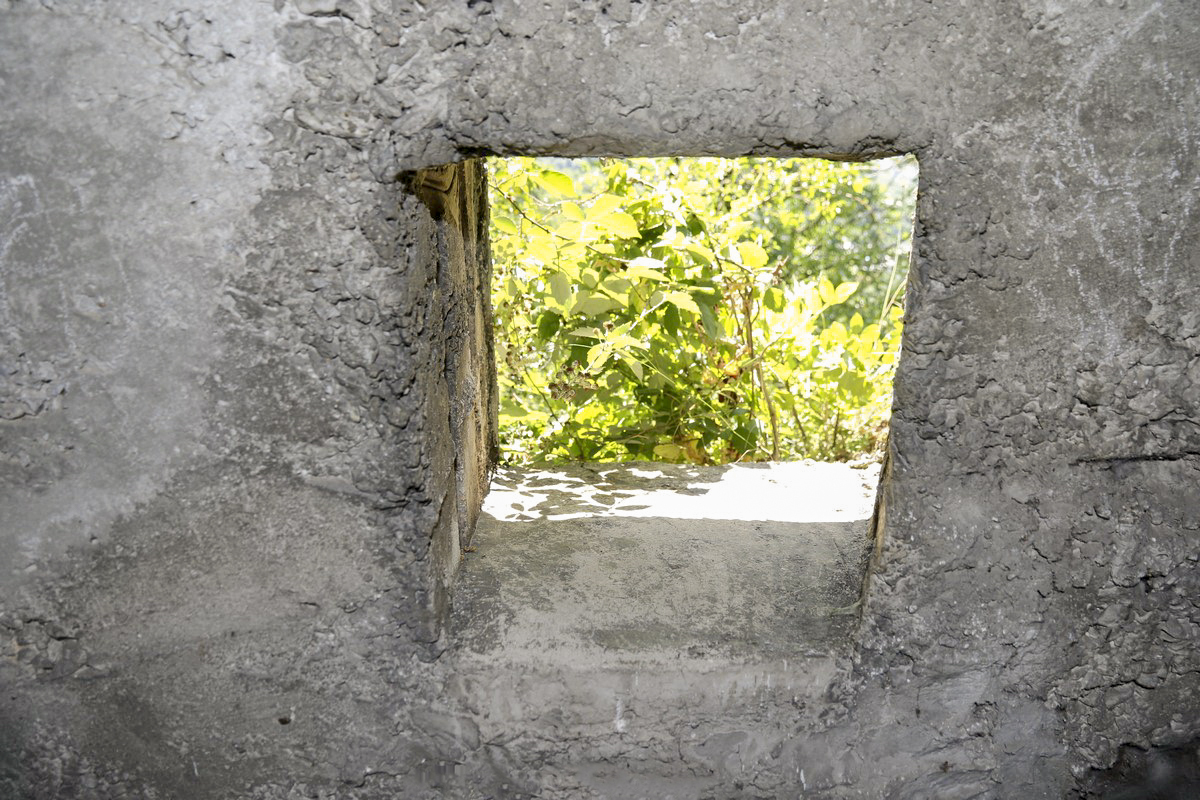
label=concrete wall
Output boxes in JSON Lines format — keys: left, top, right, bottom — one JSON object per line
{"left": 1, "top": 1, "right": 1197, "bottom": 797}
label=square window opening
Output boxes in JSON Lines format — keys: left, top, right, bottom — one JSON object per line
{"left": 452, "top": 155, "right": 918, "bottom": 661}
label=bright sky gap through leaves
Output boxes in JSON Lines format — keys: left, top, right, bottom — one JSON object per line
{"left": 488, "top": 156, "right": 918, "bottom": 466}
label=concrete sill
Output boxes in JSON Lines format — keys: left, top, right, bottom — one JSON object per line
{"left": 450, "top": 461, "right": 879, "bottom": 667}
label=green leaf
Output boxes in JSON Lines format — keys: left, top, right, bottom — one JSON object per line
{"left": 730, "top": 415, "right": 759, "bottom": 454}
{"left": 827, "top": 321, "right": 849, "bottom": 346}
{"left": 550, "top": 272, "right": 572, "bottom": 307}
{"left": 653, "top": 443, "right": 685, "bottom": 462}
{"left": 586, "top": 343, "right": 611, "bottom": 372}
{"left": 589, "top": 193, "right": 624, "bottom": 218}
{"left": 837, "top": 370, "right": 870, "bottom": 398}
{"left": 818, "top": 275, "right": 837, "bottom": 305}
{"left": 662, "top": 290, "right": 701, "bottom": 315}
{"left": 536, "top": 311, "right": 561, "bottom": 341}
{"left": 598, "top": 211, "right": 639, "bottom": 239}
{"left": 626, "top": 257, "right": 670, "bottom": 282}
{"left": 527, "top": 237, "right": 557, "bottom": 265}
{"left": 737, "top": 242, "right": 769, "bottom": 270}
{"left": 536, "top": 170, "right": 575, "bottom": 197}
{"left": 686, "top": 243, "right": 715, "bottom": 265}
{"left": 575, "top": 294, "right": 617, "bottom": 316}
{"left": 608, "top": 333, "right": 642, "bottom": 351}
{"left": 556, "top": 220, "right": 582, "bottom": 241}
{"left": 697, "top": 298, "right": 721, "bottom": 339}
{"left": 662, "top": 303, "right": 681, "bottom": 336}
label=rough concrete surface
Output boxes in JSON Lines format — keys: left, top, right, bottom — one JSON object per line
{"left": 453, "top": 462, "right": 879, "bottom": 662}
{"left": 1, "top": 0, "right": 1198, "bottom": 798}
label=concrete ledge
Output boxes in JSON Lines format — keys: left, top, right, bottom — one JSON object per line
{"left": 450, "top": 462, "right": 880, "bottom": 665}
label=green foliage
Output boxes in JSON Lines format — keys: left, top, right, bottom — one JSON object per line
{"left": 489, "top": 156, "right": 916, "bottom": 465}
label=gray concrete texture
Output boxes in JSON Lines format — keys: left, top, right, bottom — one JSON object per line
{"left": 453, "top": 462, "right": 880, "bottom": 662}
{"left": 0, "top": 0, "right": 1197, "bottom": 797}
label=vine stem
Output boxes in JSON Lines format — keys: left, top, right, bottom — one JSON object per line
{"left": 743, "top": 287, "right": 780, "bottom": 461}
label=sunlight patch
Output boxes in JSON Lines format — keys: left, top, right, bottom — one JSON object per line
{"left": 482, "top": 461, "right": 880, "bottom": 524}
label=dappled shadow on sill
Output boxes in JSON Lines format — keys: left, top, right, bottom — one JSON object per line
{"left": 453, "top": 461, "right": 880, "bottom": 663}
{"left": 483, "top": 460, "right": 880, "bottom": 524}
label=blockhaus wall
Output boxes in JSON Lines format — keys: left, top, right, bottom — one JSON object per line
{"left": 1, "top": 2, "right": 1198, "bottom": 797}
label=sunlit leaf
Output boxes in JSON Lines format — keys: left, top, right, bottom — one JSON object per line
{"left": 737, "top": 242, "right": 769, "bottom": 270}
{"left": 557, "top": 220, "right": 582, "bottom": 241}
{"left": 627, "top": 256, "right": 670, "bottom": 282}
{"left": 686, "top": 243, "right": 715, "bottom": 265}
{"left": 589, "top": 193, "right": 624, "bottom": 217}
{"left": 598, "top": 211, "right": 639, "bottom": 238}
{"left": 536, "top": 170, "right": 575, "bottom": 197}
{"left": 527, "top": 237, "right": 557, "bottom": 265}
{"left": 608, "top": 334, "right": 642, "bottom": 351}
{"left": 818, "top": 275, "right": 837, "bottom": 305}
{"left": 662, "top": 291, "right": 700, "bottom": 315}
{"left": 586, "top": 343, "right": 611, "bottom": 372}
{"left": 827, "top": 321, "right": 848, "bottom": 346}
{"left": 559, "top": 242, "right": 588, "bottom": 262}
